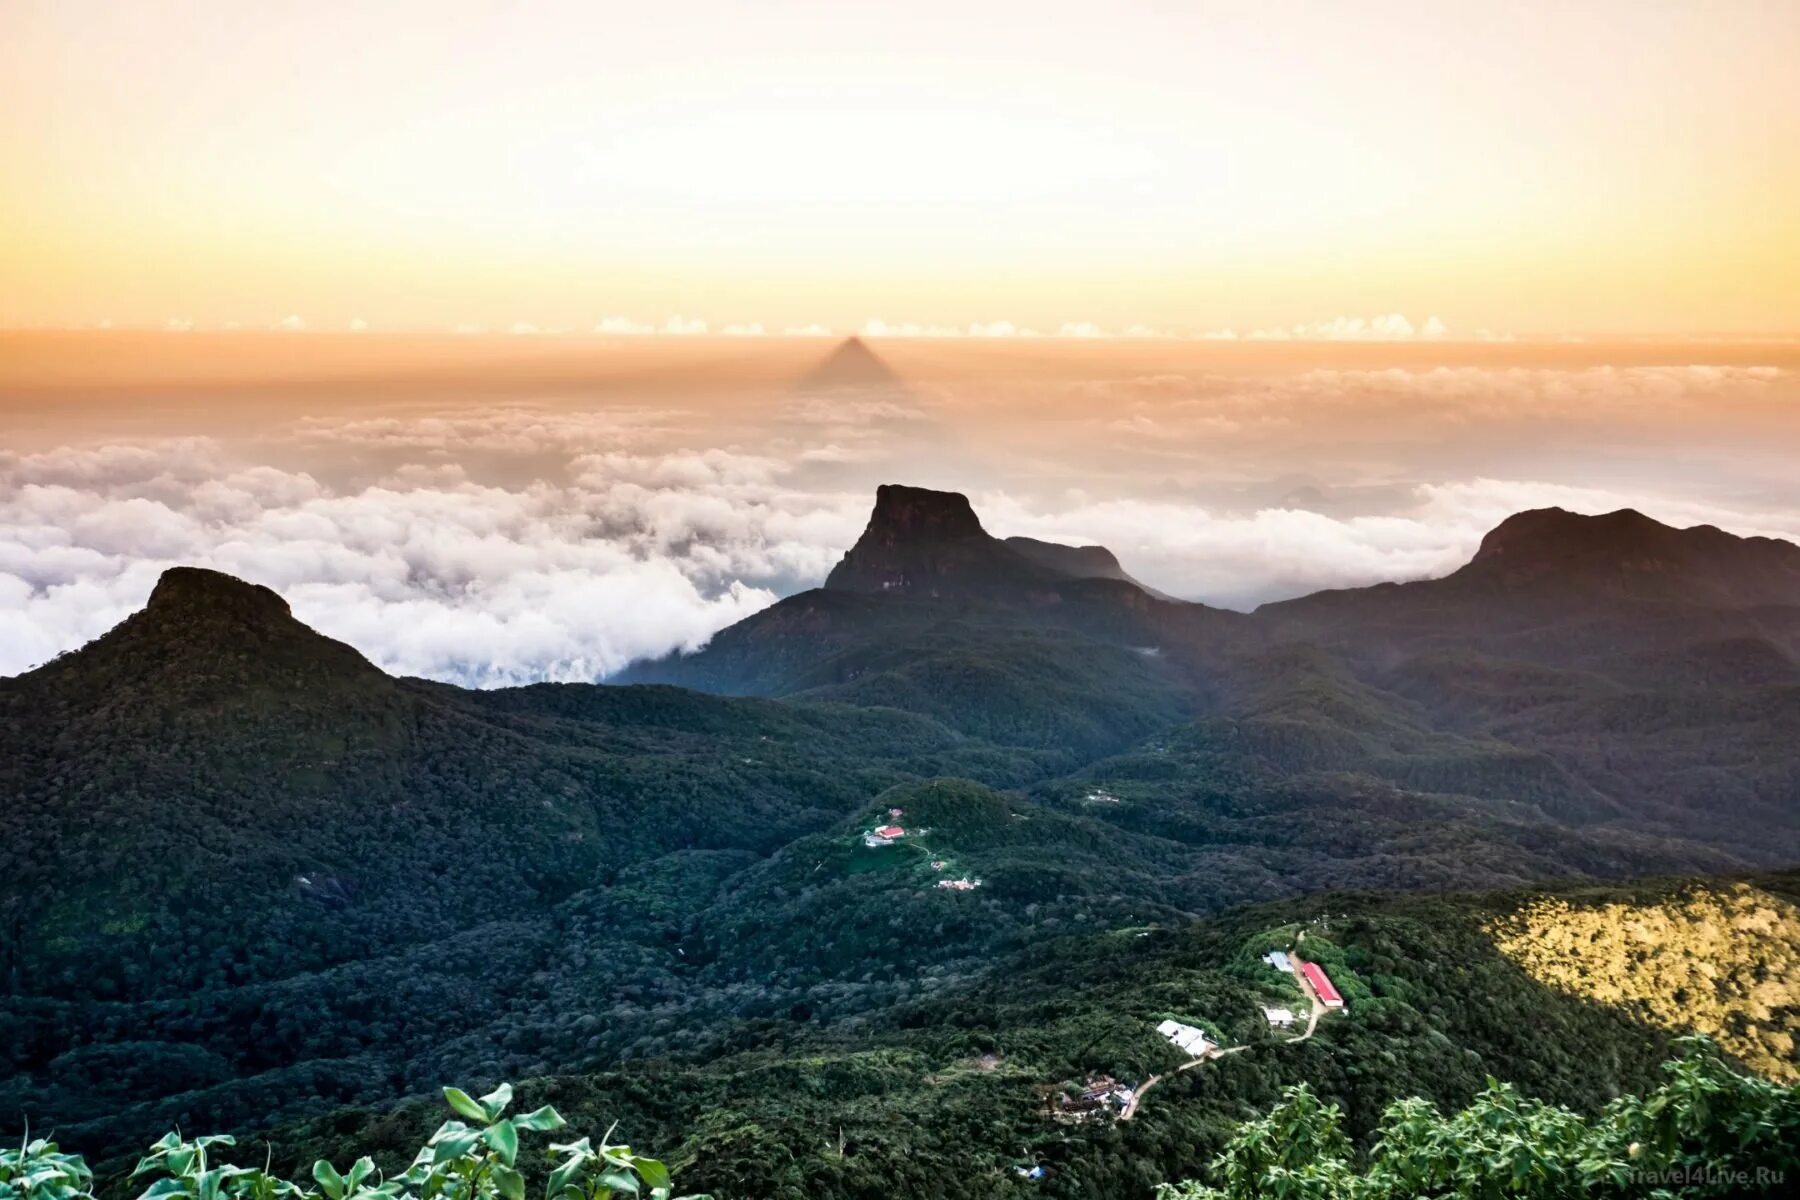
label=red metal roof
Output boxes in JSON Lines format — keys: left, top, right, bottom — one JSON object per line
{"left": 875, "top": 825, "right": 905, "bottom": 837}
{"left": 1299, "top": 960, "right": 1342, "bottom": 1005}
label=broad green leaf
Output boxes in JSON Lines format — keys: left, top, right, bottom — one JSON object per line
{"left": 512, "top": 1107, "right": 565, "bottom": 1134}
{"left": 483, "top": 1122, "right": 519, "bottom": 1167}
{"left": 491, "top": 1166, "right": 525, "bottom": 1200}
{"left": 430, "top": 1130, "right": 482, "bottom": 1166}
{"left": 594, "top": 1171, "right": 638, "bottom": 1197}
{"left": 443, "top": 1090, "right": 489, "bottom": 1125}
{"left": 629, "top": 1159, "right": 670, "bottom": 1194}
{"left": 544, "top": 1158, "right": 584, "bottom": 1200}
{"left": 478, "top": 1085, "right": 514, "bottom": 1122}
{"left": 312, "top": 1161, "right": 346, "bottom": 1200}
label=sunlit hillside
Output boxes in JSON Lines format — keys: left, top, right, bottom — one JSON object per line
{"left": 1489, "top": 882, "right": 1800, "bottom": 1080}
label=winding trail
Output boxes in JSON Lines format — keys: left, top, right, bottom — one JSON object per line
{"left": 1118, "top": 957, "right": 1332, "bottom": 1122}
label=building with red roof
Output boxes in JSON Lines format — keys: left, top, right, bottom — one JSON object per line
{"left": 1299, "top": 960, "right": 1343, "bottom": 1009}
{"left": 875, "top": 824, "right": 905, "bottom": 838}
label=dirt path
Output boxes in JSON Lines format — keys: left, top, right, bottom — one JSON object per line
{"left": 1119, "top": 1045, "right": 1247, "bottom": 1120}
{"left": 1285, "top": 959, "right": 1330, "bottom": 1043}
{"left": 1119, "top": 958, "right": 1330, "bottom": 1122}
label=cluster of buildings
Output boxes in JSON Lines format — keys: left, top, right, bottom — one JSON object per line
{"left": 1046, "top": 1073, "right": 1133, "bottom": 1122}
{"left": 1263, "top": 947, "right": 1345, "bottom": 1011}
{"left": 862, "top": 823, "right": 906, "bottom": 847}
{"left": 855, "top": 805, "right": 979, "bottom": 889}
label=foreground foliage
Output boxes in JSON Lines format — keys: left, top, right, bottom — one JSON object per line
{"left": 1157, "top": 1040, "right": 1799, "bottom": 1199}
{"left": 1, "top": 1087, "right": 698, "bottom": 1200}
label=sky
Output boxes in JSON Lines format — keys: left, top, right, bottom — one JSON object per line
{"left": 4, "top": 333, "right": 1798, "bottom": 683}
{"left": 3, "top": 4, "right": 1798, "bottom": 682}
{"left": 3, "top": 0, "right": 1798, "bottom": 335}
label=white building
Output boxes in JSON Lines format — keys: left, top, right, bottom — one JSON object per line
{"left": 1155, "top": 1020, "right": 1215, "bottom": 1056}
{"left": 1263, "top": 1006, "right": 1296, "bottom": 1028}
{"left": 1263, "top": 950, "right": 1293, "bottom": 974}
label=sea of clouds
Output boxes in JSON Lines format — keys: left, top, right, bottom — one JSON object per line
{"left": 3, "top": 363, "right": 1796, "bottom": 684}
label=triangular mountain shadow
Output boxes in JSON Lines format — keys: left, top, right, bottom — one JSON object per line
{"left": 795, "top": 336, "right": 907, "bottom": 391}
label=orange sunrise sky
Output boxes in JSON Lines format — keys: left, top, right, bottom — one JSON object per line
{"left": 3, "top": 0, "right": 1798, "bottom": 338}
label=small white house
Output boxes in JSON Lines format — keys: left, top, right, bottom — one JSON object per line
{"left": 1263, "top": 1006, "right": 1296, "bottom": 1028}
{"left": 1263, "top": 950, "right": 1293, "bottom": 974}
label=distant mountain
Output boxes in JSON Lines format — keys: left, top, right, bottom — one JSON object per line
{"left": 794, "top": 336, "right": 906, "bottom": 391}
{"left": 620, "top": 484, "right": 1217, "bottom": 750}
{"left": 1263, "top": 506, "right": 1800, "bottom": 633}
{"left": 1466, "top": 506, "right": 1800, "bottom": 602}
{"left": 632, "top": 488, "right": 1800, "bottom": 858}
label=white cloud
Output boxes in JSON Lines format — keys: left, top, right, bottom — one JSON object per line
{"left": 348, "top": 318, "right": 370, "bottom": 333}
{"left": 1238, "top": 313, "right": 1458, "bottom": 341}
{"left": 1057, "top": 321, "right": 1110, "bottom": 339}
{"left": 273, "top": 314, "right": 308, "bottom": 332}
{"left": 594, "top": 316, "right": 656, "bottom": 335}
{"left": 860, "top": 318, "right": 963, "bottom": 338}
{"left": 3, "top": 363, "right": 1794, "bottom": 681}
{"left": 721, "top": 322, "right": 766, "bottom": 337}
{"left": 662, "top": 315, "right": 709, "bottom": 335}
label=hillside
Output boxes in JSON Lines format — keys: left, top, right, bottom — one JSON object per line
{"left": 247, "top": 871, "right": 1800, "bottom": 1199}
{"left": 5, "top": 484, "right": 1800, "bottom": 1193}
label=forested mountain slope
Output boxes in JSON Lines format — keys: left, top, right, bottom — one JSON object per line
{"left": 5, "top": 484, "right": 1799, "bottom": 1190}
{"left": 253, "top": 871, "right": 1800, "bottom": 1199}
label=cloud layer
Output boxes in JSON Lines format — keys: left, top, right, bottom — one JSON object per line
{"left": 3, "top": 361, "right": 1796, "bottom": 683}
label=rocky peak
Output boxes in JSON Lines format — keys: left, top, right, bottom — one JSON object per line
{"left": 144, "top": 566, "right": 294, "bottom": 627}
{"left": 823, "top": 485, "right": 1050, "bottom": 595}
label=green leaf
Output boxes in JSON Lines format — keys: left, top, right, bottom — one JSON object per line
{"left": 594, "top": 1171, "right": 638, "bottom": 1197}
{"left": 629, "top": 1159, "right": 670, "bottom": 1194}
{"left": 491, "top": 1166, "right": 525, "bottom": 1200}
{"left": 430, "top": 1131, "right": 482, "bottom": 1166}
{"left": 544, "top": 1159, "right": 584, "bottom": 1200}
{"left": 312, "top": 1162, "right": 346, "bottom": 1200}
{"left": 478, "top": 1085, "right": 514, "bottom": 1122}
{"left": 512, "top": 1107, "right": 565, "bottom": 1134}
{"left": 443, "top": 1090, "right": 490, "bottom": 1125}
{"left": 483, "top": 1122, "right": 519, "bottom": 1168}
